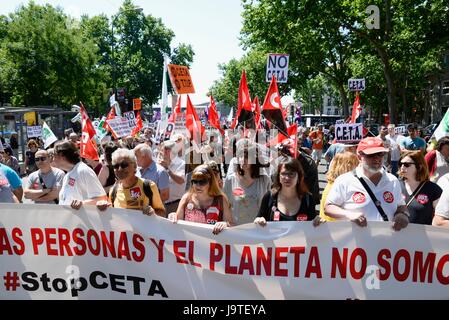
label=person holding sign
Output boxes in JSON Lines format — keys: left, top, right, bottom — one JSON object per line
{"left": 325, "top": 137, "right": 410, "bottom": 231}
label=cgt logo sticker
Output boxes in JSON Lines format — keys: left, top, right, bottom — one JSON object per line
{"left": 383, "top": 191, "right": 394, "bottom": 203}
{"left": 352, "top": 192, "right": 366, "bottom": 204}
{"left": 416, "top": 194, "right": 429, "bottom": 205}
{"left": 130, "top": 187, "right": 142, "bottom": 199}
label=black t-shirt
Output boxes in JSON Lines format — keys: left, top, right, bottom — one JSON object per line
{"left": 257, "top": 191, "right": 316, "bottom": 222}
{"left": 26, "top": 150, "right": 36, "bottom": 166}
{"left": 400, "top": 180, "right": 442, "bottom": 225}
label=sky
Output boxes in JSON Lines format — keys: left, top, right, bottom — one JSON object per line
{"left": 0, "top": 0, "right": 246, "bottom": 105}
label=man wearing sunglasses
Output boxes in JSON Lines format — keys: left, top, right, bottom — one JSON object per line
{"left": 97, "top": 148, "right": 165, "bottom": 217}
{"left": 325, "top": 137, "right": 409, "bottom": 231}
{"left": 24, "top": 149, "right": 65, "bottom": 204}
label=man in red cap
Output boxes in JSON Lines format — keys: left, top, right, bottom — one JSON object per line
{"left": 324, "top": 137, "right": 409, "bottom": 231}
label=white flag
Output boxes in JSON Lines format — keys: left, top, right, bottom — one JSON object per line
{"left": 42, "top": 121, "right": 58, "bottom": 149}
{"left": 433, "top": 108, "right": 449, "bottom": 141}
{"left": 227, "top": 107, "right": 234, "bottom": 123}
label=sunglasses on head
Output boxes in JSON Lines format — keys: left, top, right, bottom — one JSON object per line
{"left": 112, "top": 162, "right": 130, "bottom": 170}
{"left": 35, "top": 157, "right": 47, "bottom": 162}
{"left": 400, "top": 162, "right": 415, "bottom": 168}
{"left": 191, "top": 179, "right": 209, "bottom": 186}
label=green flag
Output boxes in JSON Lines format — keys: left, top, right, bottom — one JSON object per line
{"left": 42, "top": 121, "right": 58, "bottom": 149}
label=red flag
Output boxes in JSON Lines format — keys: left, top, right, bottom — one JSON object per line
{"left": 131, "top": 111, "right": 143, "bottom": 136}
{"left": 253, "top": 96, "right": 261, "bottom": 129}
{"left": 350, "top": 92, "right": 362, "bottom": 123}
{"left": 79, "top": 103, "right": 99, "bottom": 160}
{"left": 231, "top": 70, "right": 253, "bottom": 129}
{"left": 261, "top": 75, "right": 287, "bottom": 135}
{"left": 102, "top": 105, "right": 116, "bottom": 132}
{"left": 185, "top": 95, "right": 205, "bottom": 142}
{"left": 208, "top": 95, "right": 224, "bottom": 134}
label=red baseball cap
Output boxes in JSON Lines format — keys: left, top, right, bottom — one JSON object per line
{"left": 357, "top": 137, "right": 388, "bottom": 155}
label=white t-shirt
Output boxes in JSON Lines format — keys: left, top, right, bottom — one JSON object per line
{"left": 431, "top": 151, "right": 449, "bottom": 184}
{"left": 59, "top": 162, "right": 106, "bottom": 205}
{"left": 166, "top": 156, "right": 186, "bottom": 203}
{"left": 385, "top": 134, "right": 404, "bottom": 161}
{"left": 326, "top": 166, "right": 405, "bottom": 221}
{"left": 434, "top": 187, "right": 449, "bottom": 219}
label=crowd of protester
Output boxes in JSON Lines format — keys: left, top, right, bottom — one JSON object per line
{"left": 1, "top": 121, "right": 449, "bottom": 232}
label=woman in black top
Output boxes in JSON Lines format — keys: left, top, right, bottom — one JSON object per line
{"left": 254, "top": 157, "right": 324, "bottom": 226}
{"left": 399, "top": 150, "right": 442, "bottom": 225}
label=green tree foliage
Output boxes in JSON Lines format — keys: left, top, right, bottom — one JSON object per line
{"left": 0, "top": 2, "right": 105, "bottom": 108}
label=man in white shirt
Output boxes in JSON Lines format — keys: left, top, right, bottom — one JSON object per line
{"left": 325, "top": 137, "right": 409, "bottom": 231}
{"left": 385, "top": 124, "right": 403, "bottom": 177}
{"left": 53, "top": 141, "right": 108, "bottom": 209}
{"left": 433, "top": 187, "right": 449, "bottom": 228}
{"left": 158, "top": 140, "right": 186, "bottom": 214}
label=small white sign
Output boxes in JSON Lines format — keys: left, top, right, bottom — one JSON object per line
{"left": 27, "top": 126, "right": 42, "bottom": 138}
{"left": 348, "top": 78, "right": 366, "bottom": 91}
{"left": 106, "top": 116, "right": 133, "bottom": 138}
{"left": 395, "top": 126, "right": 406, "bottom": 135}
{"left": 123, "top": 111, "right": 137, "bottom": 128}
{"left": 266, "top": 54, "right": 289, "bottom": 83}
{"left": 335, "top": 123, "right": 363, "bottom": 143}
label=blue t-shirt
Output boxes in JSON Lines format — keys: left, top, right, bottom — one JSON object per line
{"left": 400, "top": 137, "right": 426, "bottom": 151}
{"left": 0, "top": 163, "right": 22, "bottom": 190}
{"left": 137, "top": 161, "right": 169, "bottom": 191}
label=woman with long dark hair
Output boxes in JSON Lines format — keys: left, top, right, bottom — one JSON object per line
{"left": 254, "top": 157, "right": 323, "bottom": 226}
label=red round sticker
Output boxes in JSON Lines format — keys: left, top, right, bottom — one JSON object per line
{"left": 352, "top": 192, "right": 366, "bottom": 204}
{"left": 416, "top": 194, "right": 429, "bottom": 205}
{"left": 296, "top": 214, "right": 308, "bottom": 222}
{"left": 383, "top": 191, "right": 394, "bottom": 203}
{"left": 232, "top": 187, "right": 244, "bottom": 197}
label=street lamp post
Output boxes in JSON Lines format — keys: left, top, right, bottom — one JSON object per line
{"left": 111, "top": 7, "right": 143, "bottom": 98}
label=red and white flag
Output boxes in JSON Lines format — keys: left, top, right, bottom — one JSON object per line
{"left": 208, "top": 95, "right": 224, "bottom": 134}
{"left": 131, "top": 111, "right": 143, "bottom": 136}
{"left": 79, "top": 103, "right": 99, "bottom": 160}
{"left": 185, "top": 95, "right": 205, "bottom": 142}
{"left": 350, "top": 92, "right": 362, "bottom": 123}
{"left": 231, "top": 70, "right": 253, "bottom": 129}
{"left": 261, "top": 75, "right": 287, "bottom": 135}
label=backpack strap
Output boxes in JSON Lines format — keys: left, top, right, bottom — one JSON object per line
{"left": 142, "top": 179, "right": 153, "bottom": 207}
{"left": 110, "top": 183, "right": 119, "bottom": 208}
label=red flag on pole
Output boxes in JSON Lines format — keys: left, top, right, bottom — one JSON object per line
{"left": 79, "top": 103, "right": 99, "bottom": 160}
{"left": 253, "top": 96, "right": 261, "bottom": 129}
{"left": 350, "top": 92, "right": 362, "bottom": 123}
{"left": 131, "top": 111, "right": 143, "bottom": 136}
{"left": 208, "top": 95, "right": 224, "bottom": 135}
{"left": 261, "top": 75, "right": 287, "bottom": 135}
{"left": 231, "top": 70, "right": 253, "bottom": 129}
{"left": 185, "top": 95, "right": 205, "bottom": 142}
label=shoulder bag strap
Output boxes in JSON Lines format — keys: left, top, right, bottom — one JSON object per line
{"left": 354, "top": 172, "right": 389, "bottom": 221}
{"left": 406, "top": 181, "right": 426, "bottom": 207}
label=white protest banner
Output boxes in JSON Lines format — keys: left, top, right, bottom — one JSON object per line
{"left": 348, "top": 78, "right": 366, "bottom": 91}
{"left": 106, "top": 116, "right": 133, "bottom": 138}
{"left": 395, "top": 126, "right": 406, "bottom": 135}
{"left": 26, "top": 126, "right": 42, "bottom": 138}
{"left": 41, "top": 122, "right": 58, "bottom": 149}
{"left": 335, "top": 123, "right": 364, "bottom": 143}
{"left": 1, "top": 203, "right": 448, "bottom": 300}
{"left": 266, "top": 53, "right": 289, "bottom": 83}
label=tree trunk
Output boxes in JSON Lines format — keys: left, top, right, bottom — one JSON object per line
{"left": 377, "top": 47, "right": 397, "bottom": 124}
{"left": 337, "top": 83, "right": 349, "bottom": 117}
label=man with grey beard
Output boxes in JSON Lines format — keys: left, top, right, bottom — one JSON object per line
{"left": 324, "top": 137, "right": 409, "bottom": 231}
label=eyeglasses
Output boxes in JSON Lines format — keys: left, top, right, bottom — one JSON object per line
{"left": 280, "top": 171, "right": 297, "bottom": 178}
{"left": 364, "top": 152, "right": 385, "bottom": 158}
{"left": 400, "top": 162, "right": 415, "bottom": 168}
{"left": 112, "top": 162, "right": 130, "bottom": 170}
{"left": 191, "top": 179, "right": 209, "bottom": 186}
{"left": 35, "top": 157, "right": 48, "bottom": 162}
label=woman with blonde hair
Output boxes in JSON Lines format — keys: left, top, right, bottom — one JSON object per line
{"left": 399, "top": 150, "right": 441, "bottom": 225}
{"left": 320, "top": 151, "right": 359, "bottom": 221}
{"left": 169, "top": 164, "right": 234, "bottom": 234}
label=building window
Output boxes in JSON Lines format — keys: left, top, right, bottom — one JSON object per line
{"left": 443, "top": 80, "right": 449, "bottom": 95}
{"left": 327, "top": 98, "right": 332, "bottom": 106}
{"left": 334, "top": 109, "right": 339, "bottom": 115}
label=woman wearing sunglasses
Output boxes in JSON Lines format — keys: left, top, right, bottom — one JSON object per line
{"left": 254, "top": 157, "right": 323, "bottom": 226}
{"left": 399, "top": 150, "right": 442, "bottom": 225}
{"left": 169, "top": 165, "right": 234, "bottom": 235}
